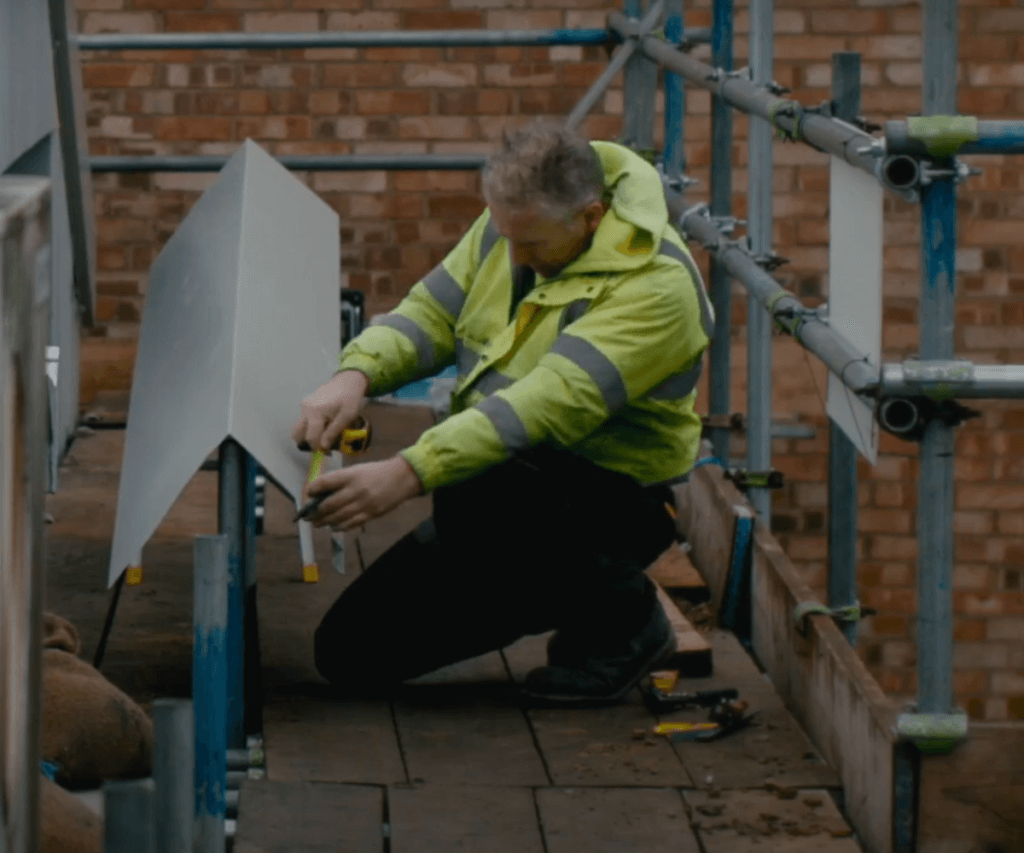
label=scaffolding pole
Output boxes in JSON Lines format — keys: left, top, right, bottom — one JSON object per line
{"left": 91, "top": 153, "right": 489, "bottom": 173}
{"left": 885, "top": 118, "right": 1024, "bottom": 157}
{"left": 676, "top": 208, "right": 878, "bottom": 397}
{"left": 706, "top": 0, "right": 734, "bottom": 463}
{"left": 606, "top": 12, "right": 914, "bottom": 200}
{"left": 827, "top": 52, "right": 863, "bottom": 647}
{"left": 879, "top": 362, "right": 1024, "bottom": 398}
{"left": 78, "top": 28, "right": 618, "bottom": 51}
{"left": 661, "top": 0, "right": 686, "bottom": 183}
{"left": 745, "top": 0, "right": 773, "bottom": 521}
{"left": 917, "top": 0, "right": 958, "bottom": 719}
{"left": 621, "top": 0, "right": 660, "bottom": 152}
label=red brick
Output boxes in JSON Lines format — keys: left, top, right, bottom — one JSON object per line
{"left": 955, "top": 670, "right": 989, "bottom": 694}
{"left": 397, "top": 116, "right": 476, "bottom": 140}
{"left": 164, "top": 12, "right": 240, "bottom": 31}
{"left": 406, "top": 10, "right": 483, "bottom": 27}
{"left": 83, "top": 64, "right": 155, "bottom": 88}
{"left": 354, "top": 91, "right": 432, "bottom": 116}
{"left": 427, "top": 195, "right": 486, "bottom": 220}
{"left": 809, "top": 10, "right": 886, "bottom": 33}
{"left": 155, "top": 117, "right": 233, "bottom": 141}
{"left": 402, "top": 64, "right": 478, "bottom": 87}
{"left": 132, "top": 0, "right": 203, "bottom": 8}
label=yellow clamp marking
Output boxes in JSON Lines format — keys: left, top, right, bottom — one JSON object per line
{"left": 908, "top": 115, "right": 978, "bottom": 157}
{"left": 303, "top": 564, "right": 320, "bottom": 584}
{"left": 126, "top": 566, "right": 143, "bottom": 586}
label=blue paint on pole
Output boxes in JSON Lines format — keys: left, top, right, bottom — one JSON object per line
{"left": 961, "top": 122, "right": 1024, "bottom": 155}
{"left": 721, "top": 513, "right": 754, "bottom": 642}
{"left": 663, "top": 0, "right": 686, "bottom": 179}
{"left": 712, "top": 0, "right": 733, "bottom": 68}
{"left": 921, "top": 178, "right": 957, "bottom": 301}
{"left": 193, "top": 625, "right": 227, "bottom": 819}
{"left": 540, "top": 28, "right": 616, "bottom": 46}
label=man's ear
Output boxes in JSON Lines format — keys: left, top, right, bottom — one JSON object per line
{"left": 581, "top": 199, "right": 606, "bottom": 234}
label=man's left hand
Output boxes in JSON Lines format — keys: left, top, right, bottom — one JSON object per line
{"left": 306, "top": 456, "right": 424, "bottom": 530}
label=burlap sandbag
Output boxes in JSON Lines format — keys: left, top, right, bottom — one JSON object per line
{"left": 42, "top": 612, "right": 81, "bottom": 655}
{"left": 40, "top": 774, "right": 102, "bottom": 853}
{"left": 41, "top": 648, "right": 153, "bottom": 788}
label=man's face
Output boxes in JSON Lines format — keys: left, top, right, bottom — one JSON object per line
{"left": 487, "top": 198, "right": 605, "bottom": 279}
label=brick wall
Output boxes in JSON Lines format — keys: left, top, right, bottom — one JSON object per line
{"left": 77, "top": 0, "right": 1024, "bottom": 720}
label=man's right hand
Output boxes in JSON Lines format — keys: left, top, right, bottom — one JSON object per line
{"left": 291, "top": 370, "right": 370, "bottom": 451}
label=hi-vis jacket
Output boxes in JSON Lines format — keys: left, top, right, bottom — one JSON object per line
{"left": 336, "top": 141, "right": 715, "bottom": 494}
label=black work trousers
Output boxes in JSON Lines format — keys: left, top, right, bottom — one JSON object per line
{"left": 313, "top": 448, "right": 677, "bottom": 689}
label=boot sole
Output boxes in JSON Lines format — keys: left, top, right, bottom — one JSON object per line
{"left": 519, "top": 625, "right": 677, "bottom": 708}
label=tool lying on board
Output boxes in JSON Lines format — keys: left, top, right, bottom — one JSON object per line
{"left": 293, "top": 415, "right": 372, "bottom": 522}
{"left": 646, "top": 681, "right": 757, "bottom": 742}
{"left": 643, "top": 685, "right": 739, "bottom": 715}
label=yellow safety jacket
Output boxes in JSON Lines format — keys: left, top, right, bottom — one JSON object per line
{"left": 336, "top": 141, "right": 714, "bottom": 493}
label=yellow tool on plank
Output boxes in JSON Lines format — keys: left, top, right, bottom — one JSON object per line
{"left": 652, "top": 721, "right": 720, "bottom": 740}
{"left": 294, "top": 415, "right": 372, "bottom": 583}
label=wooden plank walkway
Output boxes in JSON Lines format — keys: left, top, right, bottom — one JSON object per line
{"left": 44, "top": 403, "right": 865, "bottom": 852}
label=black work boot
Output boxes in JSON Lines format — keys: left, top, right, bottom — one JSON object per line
{"left": 521, "top": 599, "right": 675, "bottom": 707}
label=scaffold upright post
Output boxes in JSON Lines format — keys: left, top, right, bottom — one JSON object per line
{"left": 218, "top": 438, "right": 248, "bottom": 749}
{"left": 194, "top": 534, "right": 229, "bottom": 853}
{"left": 746, "top": 0, "right": 774, "bottom": 521}
{"left": 662, "top": 0, "right": 686, "bottom": 183}
{"left": 153, "top": 699, "right": 194, "bottom": 853}
{"left": 104, "top": 778, "right": 156, "bottom": 853}
{"left": 243, "top": 452, "right": 262, "bottom": 737}
{"left": 917, "top": 0, "right": 958, "bottom": 717}
{"left": 707, "top": 0, "right": 734, "bottom": 462}
{"left": 622, "top": 0, "right": 660, "bottom": 153}
{"left": 828, "top": 52, "right": 862, "bottom": 646}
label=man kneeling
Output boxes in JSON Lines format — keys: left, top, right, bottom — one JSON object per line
{"left": 292, "top": 121, "right": 713, "bottom": 706}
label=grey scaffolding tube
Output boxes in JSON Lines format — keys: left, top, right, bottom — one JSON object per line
{"left": 606, "top": 10, "right": 913, "bottom": 201}
{"left": 77, "top": 26, "right": 709, "bottom": 52}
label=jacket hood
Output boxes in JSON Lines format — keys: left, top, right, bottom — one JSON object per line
{"left": 555, "top": 140, "right": 671, "bottom": 278}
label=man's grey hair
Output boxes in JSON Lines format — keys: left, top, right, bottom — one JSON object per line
{"left": 482, "top": 121, "right": 605, "bottom": 216}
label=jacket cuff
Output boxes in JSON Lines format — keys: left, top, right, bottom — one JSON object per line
{"left": 399, "top": 443, "right": 444, "bottom": 494}
{"left": 335, "top": 353, "right": 380, "bottom": 394}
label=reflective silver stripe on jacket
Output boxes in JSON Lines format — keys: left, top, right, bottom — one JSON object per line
{"left": 472, "top": 368, "right": 516, "bottom": 397}
{"left": 659, "top": 239, "right": 715, "bottom": 338}
{"left": 455, "top": 339, "right": 479, "bottom": 378}
{"left": 647, "top": 359, "right": 703, "bottom": 400}
{"left": 558, "top": 298, "right": 592, "bottom": 331}
{"left": 549, "top": 334, "right": 629, "bottom": 414}
{"left": 422, "top": 264, "right": 466, "bottom": 319}
{"left": 479, "top": 219, "right": 500, "bottom": 266}
{"left": 476, "top": 394, "right": 531, "bottom": 453}
{"left": 375, "top": 314, "right": 437, "bottom": 374}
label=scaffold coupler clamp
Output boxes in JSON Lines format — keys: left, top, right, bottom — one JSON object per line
{"left": 918, "top": 158, "right": 981, "bottom": 186}
{"left": 895, "top": 710, "right": 969, "bottom": 755}
{"left": 723, "top": 468, "right": 784, "bottom": 492}
{"left": 707, "top": 66, "right": 751, "bottom": 98}
{"left": 793, "top": 601, "right": 877, "bottom": 638}
{"left": 660, "top": 169, "right": 700, "bottom": 193}
{"left": 749, "top": 247, "right": 790, "bottom": 272}
{"left": 709, "top": 215, "right": 744, "bottom": 236}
